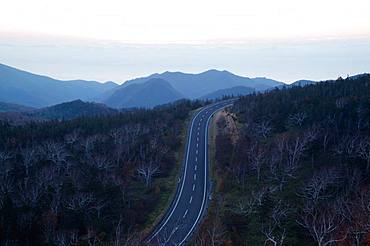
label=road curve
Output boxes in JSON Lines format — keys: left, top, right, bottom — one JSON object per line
{"left": 147, "top": 100, "right": 235, "bottom": 245}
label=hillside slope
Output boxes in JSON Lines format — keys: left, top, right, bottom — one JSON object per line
{"left": 33, "top": 100, "right": 118, "bottom": 120}
{"left": 0, "top": 102, "right": 35, "bottom": 112}
{"left": 0, "top": 63, "right": 118, "bottom": 107}
{"left": 195, "top": 75, "right": 370, "bottom": 245}
{"left": 103, "top": 78, "right": 185, "bottom": 108}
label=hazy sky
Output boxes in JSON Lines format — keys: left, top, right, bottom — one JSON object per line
{"left": 1, "top": 0, "right": 370, "bottom": 83}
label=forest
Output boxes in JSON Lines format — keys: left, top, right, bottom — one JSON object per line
{"left": 0, "top": 99, "right": 203, "bottom": 245}
{"left": 194, "top": 75, "right": 370, "bottom": 245}
{"left": 1, "top": 74, "right": 370, "bottom": 246}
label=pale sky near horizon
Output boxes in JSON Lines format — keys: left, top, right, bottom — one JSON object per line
{"left": 1, "top": 0, "right": 370, "bottom": 83}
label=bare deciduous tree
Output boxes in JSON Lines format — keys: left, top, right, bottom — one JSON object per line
{"left": 298, "top": 168, "right": 340, "bottom": 205}
{"left": 67, "top": 193, "right": 94, "bottom": 211}
{"left": 137, "top": 162, "right": 160, "bottom": 188}
{"left": 319, "top": 128, "right": 331, "bottom": 153}
{"left": 0, "top": 151, "right": 13, "bottom": 176}
{"left": 339, "top": 189, "right": 370, "bottom": 246}
{"left": 89, "top": 154, "right": 114, "bottom": 171}
{"left": 113, "top": 216, "right": 123, "bottom": 246}
{"left": 252, "top": 187, "right": 270, "bottom": 206}
{"left": 333, "top": 135, "right": 358, "bottom": 163}
{"left": 87, "top": 226, "right": 100, "bottom": 246}
{"left": 254, "top": 121, "right": 272, "bottom": 139}
{"left": 20, "top": 147, "right": 39, "bottom": 177}
{"left": 0, "top": 175, "right": 14, "bottom": 209}
{"left": 54, "top": 231, "right": 69, "bottom": 246}
{"left": 288, "top": 112, "right": 307, "bottom": 127}
{"left": 43, "top": 141, "right": 69, "bottom": 173}
{"left": 64, "top": 129, "right": 80, "bottom": 146}
{"left": 357, "top": 137, "right": 370, "bottom": 170}
{"left": 248, "top": 142, "right": 265, "bottom": 181}
{"left": 285, "top": 134, "right": 312, "bottom": 178}
{"left": 261, "top": 200, "right": 290, "bottom": 246}
{"left": 50, "top": 185, "right": 62, "bottom": 215}
{"left": 231, "top": 197, "right": 257, "bottom": 216}
{"left": 17, "top": 179, "right": 43, "bottom": 209}
{"left": 297, "top": 203, "right": 347, "bottom": 246}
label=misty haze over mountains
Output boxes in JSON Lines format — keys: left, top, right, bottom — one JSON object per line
{"left": 2, "top": 62, "right": 366, "bottom": 114}
{"left": 0, "top": 63, "right": 117, "bottom": 107}
{"left": 3, "top": 62, "right": 367, "bottom": 125}
{"left": 0, "top": 63, "right": 284, "bottom": 109}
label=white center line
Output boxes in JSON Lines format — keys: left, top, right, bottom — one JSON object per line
{"left": 194, "top": 173, "right": 197, "bottom": 180}
{"left": 197, "top": 132, "right": 199, "bottom": 136}
{"left": 183, "top": 209, "right": 188, "bottom": 218}
{"left": 148, "top": 103, "right": 234, "bottom": 244}
{"left": 196, "top": 143, "right": 198, "bottom": 148}
{"left": 189, "top": 196, "right": 193, "bottom": 204}
{"left": 195, "top": 157, "right": 197, "bottom": 162}
{"left": 196, "top": 149, "right": 198, "bottom": 154}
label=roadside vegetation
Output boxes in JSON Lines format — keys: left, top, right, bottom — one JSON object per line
{"left": 194, "top": 75, "right": 370, "bottom": 245}
{"left": 0, "top": 100, "right": 204, "bottom": 245}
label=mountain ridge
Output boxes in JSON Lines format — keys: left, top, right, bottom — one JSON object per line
{"left": 102, "top": 78, "right": 185, "bottom": 108}
{"left": 119, "top": 69, "right": 284, "bottom": 99}
{"left": 0, "top": 63, "right": 118, "bottom": 107}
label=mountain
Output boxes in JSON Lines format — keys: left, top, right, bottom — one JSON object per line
{"left": 0, "top": 63, "right": 118, "bottom": 107}
{"left": 0, "top": 100, "right": 118, "bottom": 124}
{"left": 290, "top": 79, "right": 316, "bottom": 87}
{"left": 275, "top": 79, "right": 317, "bottom": 90}
{"left": 114, "top": 70, "right": 284, "bottom": 99}
{"left": 102, "top": 78, "right": 185, "bottom": 108}
{"left": 349, "top": 73, "right": 370, "bottom": 80}
{"left": 199, "top": 86, "right": 255, "bottom": 100}
{"left": 32, "top": 100, "right": 118, "bottom": 120}
{"left": 0, "top": 102, "right": 35, "bottom": 112}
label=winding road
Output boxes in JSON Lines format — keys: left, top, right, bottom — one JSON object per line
{"left": 148, "top": 100, "right": 235, "bottom": 245}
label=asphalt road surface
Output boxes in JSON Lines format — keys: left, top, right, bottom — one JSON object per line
{"left": 148, "top": 100, "right": 235, "bottom": 245}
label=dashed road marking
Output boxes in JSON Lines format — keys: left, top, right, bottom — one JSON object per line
{"left": 189, "top": 196, "right": 193, "bottom": 204}
{"left": 195, "top": 165, "right": 197, "bottom": 170}
{"left": 192, "top": 184, "right": 195, "bottom": 191}
{"left": 183, "top": 209, "right": 188, "bottom": 218}
{"left": 194, "top": 173, "right": 197, "bottom": 180}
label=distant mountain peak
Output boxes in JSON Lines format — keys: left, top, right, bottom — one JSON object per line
{"left": 0, "top": 63, "right": 119, "bottom": 107}
{"left": 201, "top": 69, "right": 231, "bottom": 74}
{"left": 160, "top": 71, "right": 185, "bottom": 76}
{"left": 119, "top": 69, "right": 283, "bottom": 99}
{"left": 102, "top": 78, "right": 184, "bottom": 109}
